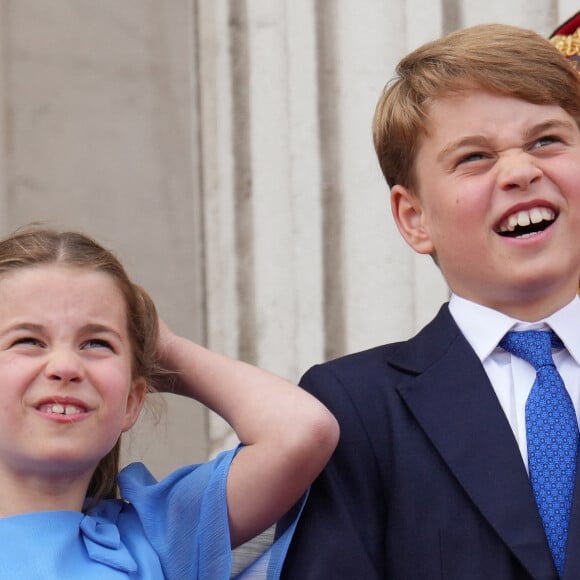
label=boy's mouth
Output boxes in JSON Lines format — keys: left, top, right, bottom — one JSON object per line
{"left": 497, "top": 206, "right": 556, "bottom": 238}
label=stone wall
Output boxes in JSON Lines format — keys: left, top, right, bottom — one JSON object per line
{"left": 0, "top": 0, "right": 572, "bottom": 472}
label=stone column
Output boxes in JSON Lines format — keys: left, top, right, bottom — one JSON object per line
{"left": 0, "top": 0, "right": 207, "bottom": 477}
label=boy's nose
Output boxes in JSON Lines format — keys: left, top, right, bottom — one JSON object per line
{"left": 497, "top": 153, "right": 543, "bottom": 192}
{"left": 44, "top": 350, "right": 85, "bottom": 383}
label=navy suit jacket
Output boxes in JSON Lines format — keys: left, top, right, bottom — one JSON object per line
{"left": 281, "top": 304, "right": 580, "bottom": 579}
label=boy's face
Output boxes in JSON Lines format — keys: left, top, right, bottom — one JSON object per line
{"left": 391, "top": 90, "right": 580, "bottom": 320}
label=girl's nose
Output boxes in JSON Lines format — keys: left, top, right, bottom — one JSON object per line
{"left": 497, "top": 153, "right": 543, "bottom": 192}
{"left": 44, "top": 349, "right": 84, "bottom": 383}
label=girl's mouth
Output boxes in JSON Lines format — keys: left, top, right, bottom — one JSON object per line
{"left": 37, "top": 403, "right": 86, "bottom": 415}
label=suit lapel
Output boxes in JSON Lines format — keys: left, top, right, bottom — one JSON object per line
{"left": 391, "top": 305, "right": 556, "bottom": 579}
{"left": 562, "top": 455, "right": 580, "bottom": 579}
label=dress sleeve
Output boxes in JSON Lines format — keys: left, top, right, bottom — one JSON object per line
{"left": 117, "top": 446, "right": 307, "bottom": 580}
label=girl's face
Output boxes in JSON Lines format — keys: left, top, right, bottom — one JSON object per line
{"left": 0, "top": 264, "right": 145, "bottom": 484}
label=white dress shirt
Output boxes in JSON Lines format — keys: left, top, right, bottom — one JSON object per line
{"left": 448, "top": 294, "right": 580, "bottom": 471}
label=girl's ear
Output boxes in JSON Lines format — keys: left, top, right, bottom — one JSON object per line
{"left": 391, "top": 184, "right": 435, "bottom": 255}
{"left": 122, "top": 377, "right": 147, "bottom": 432}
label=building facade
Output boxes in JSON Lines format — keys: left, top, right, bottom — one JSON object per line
{"left": 0, "top": 0, "right": 574, "bottom": 476}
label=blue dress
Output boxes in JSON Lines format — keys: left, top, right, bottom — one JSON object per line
{"left": 0, "top": 448, "right": 304, "bottom": 579}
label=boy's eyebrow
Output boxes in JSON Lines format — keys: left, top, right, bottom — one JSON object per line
{"left": 522, "top": 119, "right": 577, "bottom": 140}
{"left": 437, "top": 136, "right": 489, "bottom": 163}
{"left": 437, "top": 118, "right": 577, "bottom": 163}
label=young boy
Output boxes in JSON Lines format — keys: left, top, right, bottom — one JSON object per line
{"left": 281, "top": 22, "right": 580, "bottom": 580}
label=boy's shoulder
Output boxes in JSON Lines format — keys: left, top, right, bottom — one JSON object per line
{"left": 302, "top": 302, "right": 466, "bottom": 386}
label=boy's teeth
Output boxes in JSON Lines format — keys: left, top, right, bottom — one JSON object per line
{"left": 500, "top": 207, "right": 555, "bottom": 233}
{"left": 529, "top": 208, "right": 543, "bottom": 224}
{"left": 508, "top": 214, "right": 518, "bottom": 230}
{"left": 517, "top": 211, "right": 530, "bottom": 227}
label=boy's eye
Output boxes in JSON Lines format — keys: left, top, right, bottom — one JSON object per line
{"left": 456, "top": 152, "right": 487, "bottom": 165}
{"left": 531, "top": 135, "right": 560, "bottom": 149}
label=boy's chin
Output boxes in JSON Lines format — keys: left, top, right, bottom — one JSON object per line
{"left": 486, "top": 281, "right": 579, "bottom": 320}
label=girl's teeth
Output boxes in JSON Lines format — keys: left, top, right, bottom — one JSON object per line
{"left": 39, "top": 403, "right": 83, "bottom": 415}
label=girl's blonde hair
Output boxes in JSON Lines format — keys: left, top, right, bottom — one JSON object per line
{"left": 0, "top": 226, "right": 163, "bottom": 503}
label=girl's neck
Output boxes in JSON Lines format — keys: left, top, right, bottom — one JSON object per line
{"left": 0, "top": 469, "right": 92, "bottom": 517}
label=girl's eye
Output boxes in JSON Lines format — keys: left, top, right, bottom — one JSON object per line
{"left": 83, "top": 339, "right": 113, "bottom": 350}
{"left": 11, "top": 337, "right": 43, "bottom": 348}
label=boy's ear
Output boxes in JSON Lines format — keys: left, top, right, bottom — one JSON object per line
{"left": 122, "top": 377, "right": 147, "bottom": 433}
{"left": 391, "top": 184, "right": 435, "bottom": 255}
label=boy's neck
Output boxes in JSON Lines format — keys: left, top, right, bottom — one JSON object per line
{"left": 453, "top": 290, "right": 578, "bottom": 323}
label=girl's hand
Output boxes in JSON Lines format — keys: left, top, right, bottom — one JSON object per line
{"left": 153, "top": 318, "right": 189, "bottom": 395}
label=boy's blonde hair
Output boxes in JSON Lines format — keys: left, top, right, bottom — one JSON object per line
{"left": 373, "top": 23, "right": 580, "bottom": 191}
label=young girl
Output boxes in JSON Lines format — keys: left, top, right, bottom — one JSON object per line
{"left": 0, "top": 227, "right": 339, "bottom": 579}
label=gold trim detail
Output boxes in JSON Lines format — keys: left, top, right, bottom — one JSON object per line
{"left": 550, "top": 29, "right": 580, "bottom": 73}
{"left": 550, "top": 29, "right": 580, "bottom": 58}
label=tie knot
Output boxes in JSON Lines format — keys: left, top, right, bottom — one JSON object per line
{"left": 499, "top": 330, "right": 562, "bottom": 370}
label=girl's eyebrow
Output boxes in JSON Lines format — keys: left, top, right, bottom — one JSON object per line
{"left": 0, "top": 323, "right": 45, "bottom": 343}
{"left": 0, "top": 323, "right": 44, "bottom": 335}
{"left": 0, "top": 322, "right": 122, "bottom": 341}
{"left": 78, "top": 323, "right": 124, "bottom": 343}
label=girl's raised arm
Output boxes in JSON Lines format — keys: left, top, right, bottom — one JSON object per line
{"left": 155, "top": 320, "right": 339, "bottom": 548}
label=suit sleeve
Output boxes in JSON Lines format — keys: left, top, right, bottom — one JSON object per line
{"left": 280, "top": 363, "right": 387, "bottom": 579}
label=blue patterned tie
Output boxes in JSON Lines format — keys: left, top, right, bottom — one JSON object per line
{"left": 500, "top": 330, "right": 579, "bottom": 577}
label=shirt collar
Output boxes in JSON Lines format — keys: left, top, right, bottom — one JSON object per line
{"left": 546, "top": 298, "right": 580, "bottom": 364}
{"left": 448, "top": 294, "right": 580, "bottom": 364}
